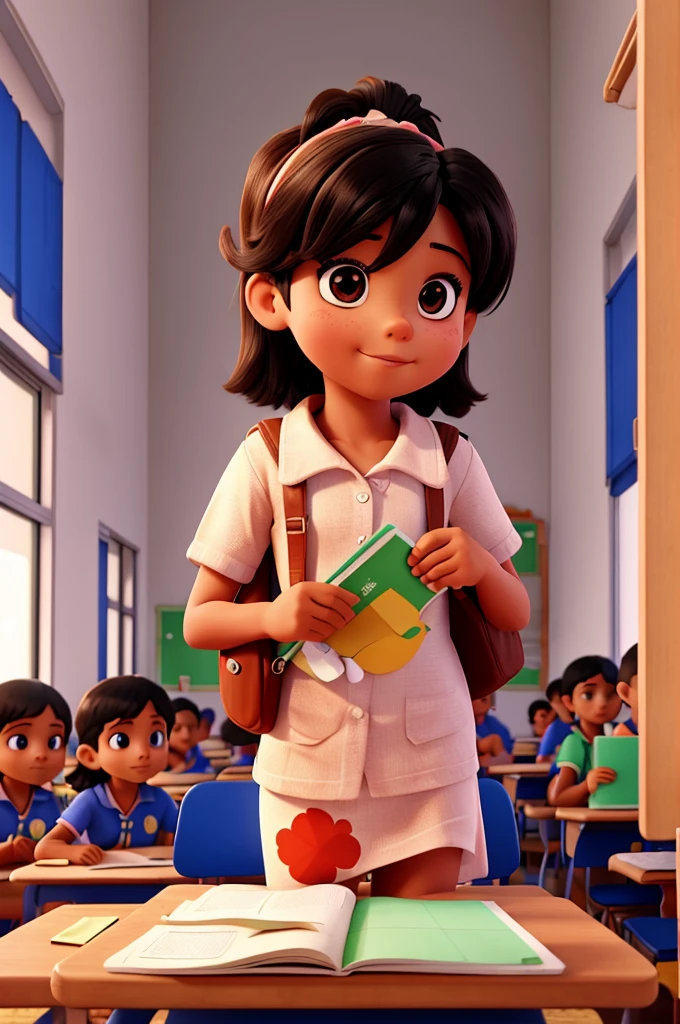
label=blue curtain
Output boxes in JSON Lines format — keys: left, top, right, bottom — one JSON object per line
{"left": 605, "top": 255, "right": 637, "bottom": 497}
{"left": 0, "top": 81, "right": 20, "bottom": 298}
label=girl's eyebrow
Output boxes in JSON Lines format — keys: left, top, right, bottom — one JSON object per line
{"left": 49, "top": 723, "right": 64, "bottom": 730}
{"left": 430, "top": 242, "right": 471, "bottom": 275}
{"left": 106, "top": 719, "right": 134, "bottom": 731}
{"left": 2, "top": 721, "right": 34, "bottom": 732}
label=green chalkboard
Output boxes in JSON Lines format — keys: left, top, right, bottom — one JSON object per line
{"left": 156, "top": 606, "right": 219, "bottom": 689}
{"left": 504, "top": 666, "right": 541, "bottom": 690}
{"left": 511, "top": 521, "right": 539, "bottom": 574}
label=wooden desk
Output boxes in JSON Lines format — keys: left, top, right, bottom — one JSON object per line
{"left": 488, "top": 763, "right": 549, "bottom": 777}
{"left": 10, "top": 846, "right": 193, "bottom": 921}
{"left": 610, "top": 852, "right": 677, "bottom": 918}
{"left": 0, "top": 903, "right": 134, "bottom": 1012}
{"left": 524, "top": 806, "right": 556, "bottom": 821}
{"left": 51, "top": 884, "right": 658, "bottom": 1012}
{"left": 147, "top": 771, "right": 215, "bottom": 787}
{"left": 555, "top": 807, "right": 639, "bottom": 824}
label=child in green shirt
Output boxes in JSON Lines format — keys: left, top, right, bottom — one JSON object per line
{"left": 548, "top": 655, "right": 622, "bottom": 807}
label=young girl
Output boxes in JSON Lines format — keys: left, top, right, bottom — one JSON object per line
{"left": 0, "top": 679, "right": 71, "bottom": 866}
{"left": 184, "top": 77, "right": 529, "bottom": 896}
{"left": 35, "top": 676, "right": 178, "bottom": 865}
{"left": 167, "top": 697, "right": 215, "bottom": 774}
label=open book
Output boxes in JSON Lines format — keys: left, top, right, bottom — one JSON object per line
{"left": 277, "top": 524, "right": 446, "bottom": 682}
{"left": 104, "top": 884, "right": 565, "bottom": 976}
{"left": 88, "top": 850, "right": 172, "bottom": 871}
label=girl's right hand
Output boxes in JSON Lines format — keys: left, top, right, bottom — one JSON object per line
{"left": 264, "top": 583, "right": 360, "bottom": 643}
{"left": 70, "top": 844, "right": 105, "bottom": 865}
{"left": 586, "top": 766, "right": 617, "bottom": 794}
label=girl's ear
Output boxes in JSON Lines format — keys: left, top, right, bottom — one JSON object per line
{"left": 561, "top": 693, "right": 576, "bottom": 715}
{"left": 617, "top": 681, "right": 631, "bottom": 704}
{"left": 461, "top": 309, "right": 477, "bottom": 348}
{"left": 245, "top": 273, "right": 289, "bottom": 331}
{"left": 76, "top": 743, "right": 100, "bottom": 770}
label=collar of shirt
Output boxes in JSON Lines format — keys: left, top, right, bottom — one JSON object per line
{"left": 96, "top": 782, "right": 155, "bottom": 817}
{"left": 0, "top": 782, "right": 52, "bottom": 810}
{"left": 278, "top": 395, "right": 450, "bottom": 488}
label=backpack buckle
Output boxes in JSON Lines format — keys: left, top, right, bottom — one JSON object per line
{"left": 285, "top": 516, "right": 306, "bottom": 535}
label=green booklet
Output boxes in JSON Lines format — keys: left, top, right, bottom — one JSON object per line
{"left": 105, "top": 885, "right": 565, "bottom": 976}
{"left": 589, "top": 735, "right": 639, "bottom": 809}
{"left": 277, "top": 524, "right": 446, "bottom": 679}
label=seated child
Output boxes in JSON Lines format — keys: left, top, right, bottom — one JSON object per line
{"left": 197, "top": 707, "right": 216, "bottom": 744}
{"left": 528, "top": 699, "right": 555, "bottom": 739}
{"left": 536, "top": 678, "right": 575, "bottom": 763}
{"left": 614, "top": 643, "right": 638, "bottom": 737}
{"left": 548, "top": 656, "right": 622, "bottom": 807}
{"left": 167, "top": 698, "right": 215, "bottom": 774}
{"left": 0, "top": 679, "right": 71, "bottom": 866}
{"left": 473, "top": 694, "right": 513, "bottom": 755}
{"left": 35, "top": 676, "right": 178, "bottom": 865}
{"left": 220, "top": 718, "right": 259, "bottom": 768}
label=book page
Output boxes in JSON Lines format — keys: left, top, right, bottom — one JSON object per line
{"left": 342, "top": 899, "right": 564, "bottom": 975}
{"left": 89, "top": 850, "right": 170, "bottom": 870}
{"left": 616, "top": 851, "right": 676, "bottom": 871}
{"left": 163, "top": 883, "right": 355, "bottom": 932}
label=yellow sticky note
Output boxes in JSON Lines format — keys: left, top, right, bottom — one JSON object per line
{"left": 51, "top": 916, "right": 119, "bottom": 946}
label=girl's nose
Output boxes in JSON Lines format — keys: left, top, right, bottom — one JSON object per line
{"left": 383, "top": 317, "right": 413, "bottom": 343}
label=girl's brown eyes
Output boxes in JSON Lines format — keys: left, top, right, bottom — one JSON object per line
{"left": 418, "top": 276, "right": 462, "bottom": 320}
{"left": 316, "top": 260, "right": 463, "bottom": 320}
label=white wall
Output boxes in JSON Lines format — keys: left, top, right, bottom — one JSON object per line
{"left": 9, "top": 0, "right": 150, "bottom": 709}
{"left": 548, "top": 0, "right": 636, "bottom": 679}
{"left": 148, "top": 0, "right": 551, "bottom": 732}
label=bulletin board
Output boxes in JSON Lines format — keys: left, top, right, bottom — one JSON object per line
{"left": 503, "top": 509, "right": 549, "bottom": 691}
{"left": 156, "top": 606, "right": 219, "bottom": 690}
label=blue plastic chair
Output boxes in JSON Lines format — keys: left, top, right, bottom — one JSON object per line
{"left": 174, "top": 779, "right": 265, "bottom": 878}
{"left": 624, "top": 917, "right": 678, "bottom": 962}
{"left": 472, "top": 778, "right": 521, "bottom": 885}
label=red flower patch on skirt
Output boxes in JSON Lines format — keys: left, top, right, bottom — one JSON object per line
{"left": 276, "top": 807, "right": 361, "bottom": 884}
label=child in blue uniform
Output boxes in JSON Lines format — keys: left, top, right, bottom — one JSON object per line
{"left": 167, "top": 698, "right": 215, "bottom": 774}
{"left": 0, "top": 679, "right": 71, "bottom": 865}
{"left": 35, "top": 676, "right": 178, "bottom": 865}
{"left": 536, "top": 678, "right": 575, "bottom": 763}
{"left": 472, "top": 694, "right": 514, "bottom": 755}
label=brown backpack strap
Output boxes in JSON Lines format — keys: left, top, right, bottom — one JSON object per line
{"left": 424, "top": 421, "right": 461, "bottom": 531}
{"left": 252, "top": 418, "right": 307, "bottom": 587}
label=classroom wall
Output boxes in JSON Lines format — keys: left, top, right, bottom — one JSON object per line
{"left": 9, "top": 0, "right": 150, "bottom": 708}
{"left": 148, "top": 0, "right": 551, "bottom": 732}
{"left": 548, "top": 0, "right": 636, "bottom": 677}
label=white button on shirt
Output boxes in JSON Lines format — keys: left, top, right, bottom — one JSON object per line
{"left": 351, "top": 707, "right": 364, "bottom": 720}
{"left": 356, "top": 491, "right": 370, "bottom": 503}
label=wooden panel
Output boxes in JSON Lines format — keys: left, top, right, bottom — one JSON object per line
{"left": 637, "top": 0, "right": 680, "bottom": 839}
{"left": 604, "top": 11, "right": 637, "bottom": 102}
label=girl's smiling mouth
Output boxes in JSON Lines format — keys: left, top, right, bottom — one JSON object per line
{"left": 359, "top": 351, "right": 414, "bottom": 366}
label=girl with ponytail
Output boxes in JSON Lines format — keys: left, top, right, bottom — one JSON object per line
{"left": 184, "top": 77, "right": 529, "bottom": 895}
{"left": 35, "top": 677, "right": 177, "bottom": 865}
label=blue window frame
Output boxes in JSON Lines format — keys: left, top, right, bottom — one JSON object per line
{"left": 605, "top": 255, "right": 637, "bottom": 497}
{"left": 0, "top": 77, "right": 63, "bottom": 380}
{"left": 98, "top": 528, "right": 137, "bottom": 680}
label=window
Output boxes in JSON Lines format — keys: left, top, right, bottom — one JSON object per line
{"left": 99, "top": 528, "right": 137, "bottom": 679}
{"left": 0, "top": 358, "right": 53, "bottom": 680}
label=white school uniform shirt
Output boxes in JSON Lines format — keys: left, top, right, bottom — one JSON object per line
{"left": 187, "top": 395, "right": 522, "bottom": 801}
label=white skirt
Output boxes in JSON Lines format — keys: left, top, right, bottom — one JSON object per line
{"left": 259, "top": 773, "right": 487, "bottom": 889}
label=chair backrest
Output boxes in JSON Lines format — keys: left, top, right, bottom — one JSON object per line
{"left": 473, "top": 778, "right": 521, "bottom": 884}
{"left": 173, "top": 780, "right": 265, "bottom": 878}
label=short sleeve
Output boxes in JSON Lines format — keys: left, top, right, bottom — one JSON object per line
{"left": 157, "top": 790, "right": 179, "bottom": 834}
{"left": 58, "top": 790, "right": 94, "bottom": 838}
{"left": 556, "top": 732, "right": 585, "bottom": 778}
{"left": 186, "top": 437, "right": 273, "bottom": 585}
{"left": 538, "top": 720, "right": 560, "bottom": 757}
{"left": 448, "top": 441, "right": 522, "bottom": 564}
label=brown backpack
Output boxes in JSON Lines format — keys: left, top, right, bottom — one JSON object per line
{"left": 219, "top": 418, "right": 524, "bottom": 733}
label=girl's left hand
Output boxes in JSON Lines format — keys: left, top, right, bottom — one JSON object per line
{"left": 407, "top": 527, "right": 493, "bottom": 591}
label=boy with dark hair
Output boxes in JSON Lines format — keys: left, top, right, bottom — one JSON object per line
{"left": 168, "top": 698, "right": 215, "bottom": 774}
{"left": 614, "top": 643, "right": 638, "bottom": 737}
{"left": 528, "top": 699, "right": 554, "bottom": 739}
{"left": 472, "top": 695, "right": 513, "bottom": 755}
{"left": 536, "top": 678, "right": 575, "bottom": 764}
{"left": 548, "top": 656, "right": 622, "bottom": 807}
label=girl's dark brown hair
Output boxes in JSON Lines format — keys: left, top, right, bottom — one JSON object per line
{"left": 221, "top": 76, "right": 516, "bottom": 417}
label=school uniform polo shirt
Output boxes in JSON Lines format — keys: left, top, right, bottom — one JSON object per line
{"left": 58, "top": 782, "right": 178, "bottom": 849}
{"left": 0, "top": 783, "right": 61, "bottom": 842}
{"left": 476, "top": 714, "right": 514, "bottom": 754}
{"left": 555, "top": 723, "right": 614, "bottom": 783}
{"left": 537, "top": 718, "right": 574, "bottom": 758}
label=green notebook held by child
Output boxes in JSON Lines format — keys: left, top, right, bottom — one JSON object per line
{"left": 104, "top": 884, "right": 565, "bottom": 976}
{"left": 277, "top": 524, "right": 447, "bottom": 682}
{"left": 588, "top": 735, "right": 639, "bottom": 809}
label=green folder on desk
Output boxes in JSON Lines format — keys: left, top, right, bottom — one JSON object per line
{"left": 588, "top": 736, "right": 639, "bottom": 809}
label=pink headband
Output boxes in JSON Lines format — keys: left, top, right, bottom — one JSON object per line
{"left": 264, "top": 108, "right": 444, "bottom": 207}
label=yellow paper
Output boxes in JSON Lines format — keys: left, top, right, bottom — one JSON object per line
{"left": 51, "top": 915, "right": 119, "bottom": 946}
{"left": 330, "top": 590, "right": 428, "bottom": 674}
